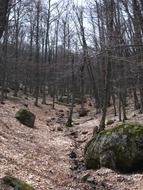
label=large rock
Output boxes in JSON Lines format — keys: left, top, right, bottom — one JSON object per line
{"left": 85, "top": 123, "right": 143, "bottom": 172}
{"left": 15, "top": 109, "right": 35, "bottom": 128}
{"left": 1, "top": 176, "right": 35, "bottom": 190}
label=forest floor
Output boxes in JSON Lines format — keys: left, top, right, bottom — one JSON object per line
{"left": 0, "top": 96, "right": 143, "bottom": 190}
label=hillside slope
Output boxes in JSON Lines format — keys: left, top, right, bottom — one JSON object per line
{"left": 0, "top": 97, "right": 143, "bottom": 190}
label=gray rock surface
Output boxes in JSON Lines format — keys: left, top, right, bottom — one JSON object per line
{"left": 85, "top": 123, "right": 143, "bottom": 172}
{"left": 15, "top": 109, "right": 35, "bottom": 128}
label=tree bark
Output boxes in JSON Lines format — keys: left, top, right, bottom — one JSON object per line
{"left": 0, "top": 0, "right": 9, "bottom": 39}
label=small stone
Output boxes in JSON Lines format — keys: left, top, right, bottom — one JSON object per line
{"left": 132, "top": 113, "right": 136, "bottom": 117}
{"left": 70, "top": 165, "right": 78, "bottom": 170}
{"left": 59, "top": 113, "right": 64, "bottom": 117}
{"left": 88, "top": 102, "right": 92, "bottom": 106}
{"left": 116, "top": 175, "right": 126, "bottom": 182}
{"left": 87, "top": 176, "right": 96, "bottom": 184}
{"left": 78, "top": 109, "right": 88, "bottom": 117}
{"left": 80, "top": 172, "right": 90, "bottom": 182}
{"left": 106, "top": 119, "right": 114, "bottom": 125}
{"left": 70, "top": 131, "right": 78, "bottom": 138}
{"left": 57, "top": 126, "right": 63, "bottom": 131}
{"left": 77, "top": 139, "right": 86, "bottom": 143}
{"left": 69, "top": 151, "right": 76, "bottom": 159}
{"left": 82, "top": 131, "right": 88, "bottom": 135}
{"left": 74, "top": 122, "right": 80, "bottom": 125}
{"left": 59, "top": 109, "right": 64, "bottom": 112}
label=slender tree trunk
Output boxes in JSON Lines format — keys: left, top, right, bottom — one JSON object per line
{"left": 99, "top": 49, "right": 112, "bottom": 130}
{"left": 119, "top": 93, "right": 122, "bottom": 121}
{"left": 133, "top": 88, "right": 140, "bottom": 109}
{"left": 66, "top": 56, "right": 75, "bottom": 127}
{"left": 34, "top": 1, "right": 40, "bottom": 106}
{"left": 42, "top": 0, "right": 51, "bottom": 104}
{"left": 99, "top": 0, "right": 114, "bottom": 131}
{"left": 0, "top": 0, "right": 9, "bottom": 39}
{"left": 1, "top": 27, "right": 8, "bottom": 103}
{"left": 112, "top": 93, "right": 116, "bottom": 116}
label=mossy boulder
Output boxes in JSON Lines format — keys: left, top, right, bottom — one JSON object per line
{"left": 85, "top": 123, "right": 143, "bottom": 173}
{"left": 106, "top": 119, "right": 114, "bottom": 125}
{"left": 15, "top": 109, "right": 35, "bottom": 128}
{"left": 1, "top": 176, "right": 35, "bottom": 190}
{"left": 58, "top": 97, "right": 69, "bottom": 104}
{"left": 78, "top": 109, "right": 88, "bottom": 117}
{"left": 58, "top": 96, "right": 87, "bottom": 105}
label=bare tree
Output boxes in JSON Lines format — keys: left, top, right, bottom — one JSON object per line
{"left": 0, "top": 0, "right": 9, "bottom": 39}
{"left": 34, "top": 0, "right": 41, "bottom": 106}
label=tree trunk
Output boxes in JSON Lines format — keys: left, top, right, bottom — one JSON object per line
{"left": 0, "top": 0, "right": 9, "bottom": 39}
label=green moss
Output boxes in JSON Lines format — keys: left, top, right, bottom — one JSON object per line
{"left": 58, "top": 97, "right": 87, "bottom": 105}
{"left": 84, "top": 134, "right": 97, "bottom": 155}
{"left": 16, "top": 109, "right": 31, "bottom": 121}
{"left": 2, "top": 176, "right": 35, "bottom": 190}
{"left": 15, "top": 109, "right": 35, "bottom": 128}
{"left": 85, "top": 122, "right": 143, "bottom": 172}
{"left": 58, "top": 97, "right": 69, "bottom": 104}
{"left": 78, "top": 109, "right": 88, "bottom": 117}
{"left": 98, "top": 122, "right": 143, "bottom": 137}
{"left": 85, "top": 156, "right": 100, "bottom": 169}
{"left": 106, "top": 119, "right": 114, "bottom": 125}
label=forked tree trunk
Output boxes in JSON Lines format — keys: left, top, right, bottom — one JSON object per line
{"left": 99, "top": 0, "right": 114, "bottom": 131}
{"left": 99, "top": 50, "right": 112, "bottom": 131}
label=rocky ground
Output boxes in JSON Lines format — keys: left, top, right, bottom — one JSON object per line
{"left": 0, "top": 96, "right": 143, "bottom": 190}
